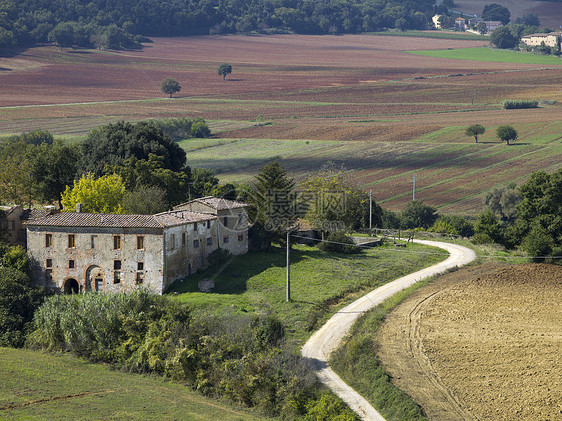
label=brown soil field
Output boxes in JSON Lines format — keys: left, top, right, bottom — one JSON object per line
{"left": 377, "top": 263, "right": 562, "bottom": 420}
{"left": 0, "top": 35, "right": 561, "bottom": 214}
{"left": 454, "top": 0, "right": 562, "bottom": 30}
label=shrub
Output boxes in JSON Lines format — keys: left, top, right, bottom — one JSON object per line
{"left": 317, "top": 231, "right": 360, "bottom": 254}
{"left": 520, "top": 225, "right": 554, "bottom": 261}
{"left": 501, "top": 99, "right": 539, "bottom": 109}
{"left": 430, "top": 215, "right": 474, "bottom": 237}
{"left": 191, "top": 118, "right": 211, "bottom": 138}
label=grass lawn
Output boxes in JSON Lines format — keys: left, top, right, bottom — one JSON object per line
{"left": 167, "top": 242, "right": 447, "bottom": 344}
{"left": 0, "top": 347, "right": 270, "bottom": 421}
{"left": 407, "top": 47, "right": 562, "bottom": 65}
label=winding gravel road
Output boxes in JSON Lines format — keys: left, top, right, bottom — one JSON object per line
{"left": 301, "top": 240, "right": 477, "bottom": 420}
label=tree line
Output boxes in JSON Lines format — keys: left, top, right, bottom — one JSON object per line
{"left": 0, "top": 0, "right": 437, "bottom": 53}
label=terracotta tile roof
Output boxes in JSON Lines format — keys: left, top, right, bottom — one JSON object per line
{"left": 25, "top": 210, "right": 218, "bottom": 229}
{"left": 25, "top": 212, "right": 164, "bottom": 228}
{"left": 21, "top": 208, "right": 50, "bottom": 221}
{"left": 175, "top": 196, "right": 248, "bottom": 211}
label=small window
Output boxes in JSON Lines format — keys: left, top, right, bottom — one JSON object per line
{"left": 182, "top": 232, "right": 186, "bottom": 246}
{"left": 137, "top": 236, "right": 144, "bottom": 250}
{"left": 223, "top": 216, "right": 228, "bottom": 227}
{"left": 193, "top": 239, "right": 199, "bottom": 248}
{"left": 223, "top": 236, "right": 230, "bottom": 244}
{"left": 136, "top": 262, "right": 144, "bottom": 284}
{"left": 45, "top": 233, "right": 53, "bottom": 247}
{"left": 113, "top": 235, "right": 121, "bottom": 250}
{"left": 46, "top": 259, "right": 53, "bottom": 268}
{"left": 238, "top": 213, "right": 243, "bottom": 225}
{"left": 68, "top": 234, "right": 75, "bottom": 248}
{"left": 170, "top": 234, "right": 175, "bottom": 250}
{"left": 238, "top": 234, "right": 244, "bottom": 242}
{"left": 91, "top": 235, "right": 97, "bottom": 249}
{"left": 207, "top": 220, "right": 211, "bottom": 229}
{"left": 193, "top": 222, "right": 198, "bottom": 231}
{"left": 207, "top": 237, "right": 213, "bottom": 246}
{"left": 114, "top": 260, "right": 121, "bottom": 284}
{"left": 69, "top": 260, "right": 75, "bottom": 269}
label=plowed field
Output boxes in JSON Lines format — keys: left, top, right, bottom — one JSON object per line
{"left": 377, "top": 263, "right": 562, "bottom": 420}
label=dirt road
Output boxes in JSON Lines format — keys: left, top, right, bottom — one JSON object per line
{"left": 301, "top": 240, "right": 476, "bottom": 420}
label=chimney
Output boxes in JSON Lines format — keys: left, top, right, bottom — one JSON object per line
{"left": 76, "top": 203, "right": 83, "bottom": 213}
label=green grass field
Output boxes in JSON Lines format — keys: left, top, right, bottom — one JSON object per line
{"left": 0, "top": 347, "right": 269, "bottom": 421}
{"left": 168, "top": 243, "right": 446, "bottom": 344}
{"left": 408, "top": 47, "right": 562, "bottom": 65}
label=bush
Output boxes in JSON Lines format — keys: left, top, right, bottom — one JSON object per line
{"left": 400, "top": 200, "right": 437, "bottom": 229}
{"left": 520, "top": 225, "right": 554, "bottom": 261}
{"left": 317, "top": 232, "right": 360, "bottom": 254}
{"left": 191, "top": 118, "right": 211, "bottom": 138}
{"left": 502, "top": 99, "right": 539, "bottom": 109}
{"left": 149, "top": 117, "right": 211, "bottom": 140}
{"left": 207, "top": 247, "right": 232, "bottom": 267}
{"left": 430, "top": 215, "right": 474, "bottom": 237}
{"left": 0, "top": 267, "right": 46, "bottom": 348}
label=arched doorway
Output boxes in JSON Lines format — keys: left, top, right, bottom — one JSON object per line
{"left": 85, "top": 265, "right": 104, "bottom": 292}
{"left": 63, "top": 278, "right": 79, "bottom": 294}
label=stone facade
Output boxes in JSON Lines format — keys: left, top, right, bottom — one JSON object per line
{"left": 25, "top": 198, "right": 248, "bottom": 295}
{"left": 521, "top": 32, "right": 561, "bottom": 48}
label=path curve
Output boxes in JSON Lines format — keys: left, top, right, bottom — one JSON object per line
{"left": 301, "top": 240, "right": 476, "bottom": 420}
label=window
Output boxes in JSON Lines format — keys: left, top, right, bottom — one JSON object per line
{"left": 238, "top": 213, "right": 243, "bottom": 225}
{"left": 193, "top": 239, "right": 199, "bottom": 248}
{"left": 113, "top": 260, "right": 121, "bottom": 284}
{"left": 207, "top": 220, "right": 211, "bottom": 229}
{"left": 207, "top": 237, "right": 213, "bottom": 246}
{"left": 223, "top": 216, "right": 228, "bottom": 227}
{"left": 113, "top": 235, "right": 121, "bottom": 250}
{"left": 238, "top": 234, "right": 244, "bottom": 242}
{"left": 45, "top": 233, "right": 53, "bottom": 247}
{"left": 137, "top": 236, "right": 144, "bottom": 250}
{"left": 68, "top": 234, "right": 75, "bottom": 248}
{"left": 69, "top": 260, "right": 75, "bottom": 269}
{"left": 91, "top": 235, "right": 97, "bottom": 249}
{"left": 46, "top": 259, "right": 52, "bottom": 268}
{"left": 223, "top": 236, "right": 230, "bottom": 244}
{"left": 182, "top": 232, "right": 186, "bottom": 246}
{"left": 170, "top": 234, "right": 175, "bottom": 250}
{"left": 136, "top": 262, "right": 144, "bottom": 284}
{"left": 193, "top": 222, "right": 198, "bottom": 231}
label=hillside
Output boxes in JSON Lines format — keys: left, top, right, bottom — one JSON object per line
{"left": 454, "top": 0, "right": 562, "bottom": 29}
{"left": 0, "top": 347, "right": 270, "bottom": 420}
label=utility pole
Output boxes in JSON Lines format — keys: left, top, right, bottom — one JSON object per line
{"left": 286, "top": 230, "right": 291, "bottom": 302}
{"left": 413, "top": 174, "right": 416, "bottom": 201}
{"left": 369, "top": 190, "right": 373, "bottom": 231}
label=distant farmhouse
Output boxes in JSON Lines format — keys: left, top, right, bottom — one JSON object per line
{"left": 520, "top": 32, "right": 562, "bottom": 49}
{"left": 433, "top": 14, "right": 502, "bottom": 34}
{"left": 24, "top": 197, "right": 248, "bottom": 295}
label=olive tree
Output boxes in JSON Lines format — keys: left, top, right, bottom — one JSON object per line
{"left": 217, "top": 63, "right": 232, "bottom": 80}
{"left": 465, "top": 124, "right": 485, "bottom": 143}
{"left": 496, "top": 125, "right": 518, "bottom": 145}
{"left": 160, "top": 78, "right": 181, "bottom": 98}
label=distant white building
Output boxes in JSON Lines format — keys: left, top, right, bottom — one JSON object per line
{"left": 521, "top": 32, "right": 562, "bottom": 48}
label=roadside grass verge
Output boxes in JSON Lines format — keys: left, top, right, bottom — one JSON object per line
{"left": 0, "top": 347, "right": 269, "bottom": 421}
{"left": 168, "top": 243, "right": 446, "bottom": 345}
{"left": 407, "top": 47, "right": 562, "bottom": 65}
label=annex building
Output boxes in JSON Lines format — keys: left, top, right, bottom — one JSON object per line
{"left": 25, "top": 197, "right": 248, "bottom": 295}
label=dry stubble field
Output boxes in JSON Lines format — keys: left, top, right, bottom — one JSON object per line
{"left": 1, "top": 34, "right": 561, "bottom": 213}
{"left": 377, "top": 263, "right": 562, "bottom": 421}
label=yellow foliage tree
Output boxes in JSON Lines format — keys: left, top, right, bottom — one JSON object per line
{"left": 61, "top": 173, "right": 126, "bottom": 213}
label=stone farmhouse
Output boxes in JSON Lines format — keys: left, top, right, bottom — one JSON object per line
{"left": 24, "top": 197, "right": 248, "bottom": 295}
{"left": 520, "top": 32, "right": 562, "bottom": 49}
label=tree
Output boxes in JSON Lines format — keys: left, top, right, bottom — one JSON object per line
{"left": 61, "top": 173, "right": 126, "bottom": 213}
{"left": 490, "top": 26, "right": 518, "bottom": 49}
{"left": 300, "top": 164, "right": 381, "bottom": 234}
{"left": 476, "top": 21, "right": 487, "bottom": 34}
{"left": 474, "top": 209, "right": 504, "bottom": 244}
{"left": 79, "top": 121, "right": 187, "bottom": 176}
{"left": 249, "top": 161, "right": 296, "bottom": 249}
{"left": 121, "top": 185, "right": 168, "bottom": 214}
{"left": 465, "top": 124, "right": 485, "bottom": 143}
{"left": 515, "top": 14, "right": 540, "bottom": 27}
{"left": 483, "top": 185, "right": 521, "bottom": 221}
{"left": 400, "top": 200, "right": 437, "bottom": 229}
{"left": 31, "top": 139, "right": 81, "bottom": 207}
{"left": 48, "top": 22, "right": 75, "bottom": 49}
{"left": 482, "top": 4, "right": 510, "bottom": 25}
{"left": 0, "top": 139, "right": 34, "bottom": 206}
{"left": 160, "top": 78, "right": 181, "bottom": 98}
{"left": 496, "top": 125, "right": 518, "bottom": 145}
{"left": 217, "top": 63, "right": 232, "bottom": 80}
